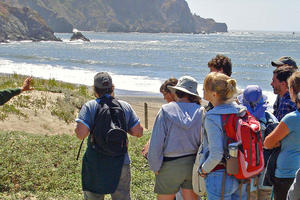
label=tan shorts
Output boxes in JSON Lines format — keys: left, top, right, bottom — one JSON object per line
{"left": 154, "top": 155, "right": 196, "bottom": 194}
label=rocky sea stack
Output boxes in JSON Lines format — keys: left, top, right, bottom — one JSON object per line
{"left": 0, "top": 2, "right": 61, "bottom": 42}
{"left": 70, "top": 31, "right": 90, "bottom": 42}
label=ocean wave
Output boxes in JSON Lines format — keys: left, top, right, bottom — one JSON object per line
{"left": 92, "top": 39, "right": 162, "bottom": 45}
{"left": 0, "top": 58, "right": 161, "bottom": 94}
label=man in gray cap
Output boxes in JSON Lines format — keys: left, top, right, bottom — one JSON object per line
{"left": 75, "top": 72, "right": 143, "bottom": 200}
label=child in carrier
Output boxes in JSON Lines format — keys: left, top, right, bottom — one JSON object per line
{"left": 237, "top": 85, "right": 278, "bottom": 200}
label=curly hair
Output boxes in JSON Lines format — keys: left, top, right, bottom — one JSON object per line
{"left": 208, "top": 54, "right": 232, "bottom": 77}
{"left": 159, "top": 78, "right": 178, "bottom": 93}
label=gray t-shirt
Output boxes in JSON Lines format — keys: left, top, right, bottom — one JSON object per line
{"left": 76, "top": 96, "right": 140, "bottom": 164}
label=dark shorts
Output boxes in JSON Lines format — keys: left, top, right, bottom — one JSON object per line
{"left": 273, "top": 176, "right": 294, "bottom": 200}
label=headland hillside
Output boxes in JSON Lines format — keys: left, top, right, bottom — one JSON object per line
{"left": 2, "top": 0, "right": 227, "bottom": 34}
{"left": 0, "top": 2, "right": 61, "bottom": 42}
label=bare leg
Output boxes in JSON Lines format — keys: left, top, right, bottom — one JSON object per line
{"left": 181, "top": 189, "right": 199, "bottom": 200}
{"left": 157, "top": 194, "right": 176, "bottom": 200}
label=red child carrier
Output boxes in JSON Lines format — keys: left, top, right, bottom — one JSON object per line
{"left": 222, "top": 111, "right": 264, "bottom": 180}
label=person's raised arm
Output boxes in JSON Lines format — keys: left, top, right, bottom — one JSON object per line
{"left": 21, "top": 77, "right": 33, "bottom": 92}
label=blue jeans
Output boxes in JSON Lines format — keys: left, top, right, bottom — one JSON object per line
{"left": 205, "top": 169, "right": 247, "bottom": 200}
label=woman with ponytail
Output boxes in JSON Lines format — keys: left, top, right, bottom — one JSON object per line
{"left": 199, "top": 72, "right": 247, "bottom": 200}
{"left": 264, "top": 71, "right": 300, "bottom": 200}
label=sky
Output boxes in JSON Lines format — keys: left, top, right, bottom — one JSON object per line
{"left": 186, "top": 0, "right": 300, "bottom": 32}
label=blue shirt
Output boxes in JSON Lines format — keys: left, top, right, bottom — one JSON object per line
{"left": 274, "top": 92, "right": 297, "bottom": 121}
{"left": 276, "top": 110, "right": 300, "bottom": 178}
{"left": 76, "top": 97, "right": 140, "bottom": 164}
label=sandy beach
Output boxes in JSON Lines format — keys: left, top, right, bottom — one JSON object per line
{"left": 0, "top": 90, "right": 164, "bottom": 135}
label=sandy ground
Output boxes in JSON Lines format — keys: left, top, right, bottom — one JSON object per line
{"left": 0, "top": 91, "right": 164, "bottom": 135}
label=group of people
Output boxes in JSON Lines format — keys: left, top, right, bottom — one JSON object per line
{"left": 74, "top": 55, "right": 300, "bottom": 200}
{"left": 1, "top": 55, "right": 299, "bottom": 200}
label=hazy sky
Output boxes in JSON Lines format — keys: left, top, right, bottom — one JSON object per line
{"left": 186, "top": 0, "right": 300, "bottom": 32}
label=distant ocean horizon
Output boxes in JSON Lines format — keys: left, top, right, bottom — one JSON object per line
{"left": 1, "top": 30, "right": 300, "bottom": 105}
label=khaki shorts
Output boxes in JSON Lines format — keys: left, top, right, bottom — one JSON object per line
{"left": 154, "top": 155, "right": 196, "bottom": 194}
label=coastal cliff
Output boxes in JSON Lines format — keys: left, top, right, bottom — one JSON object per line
{"left": 0, "top": 2, "right": 61, "bottom": 42}
{"left": 3, "top": 0, "right": 227, "bottom": 34}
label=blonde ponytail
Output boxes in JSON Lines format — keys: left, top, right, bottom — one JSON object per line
{"left": 226, "top": 79, "right": 237, "bottom": 100}
{"left": 204, "top": 72, "right": 238, "bottom": 103}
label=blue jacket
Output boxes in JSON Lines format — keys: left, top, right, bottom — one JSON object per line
{"left": 148, "top": 101, "right": 204, "bottom": 172}
{"left": 200, "top": 102, "right": 246, "bottom": 173}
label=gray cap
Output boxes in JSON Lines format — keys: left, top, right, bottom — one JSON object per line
{"left": 168, "top": 76, "right": 199, "bottom": 97}
{"left": 271, "top": 56, "right": 298, "bottom": 69}
{"left": 94, "top": 72, "right": 112, "bottom": 89}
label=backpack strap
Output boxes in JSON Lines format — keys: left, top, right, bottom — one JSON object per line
{"left": 221, "top": 114, "right": 232, "bottom": 160}
{"left": 221, "top": 170, "right": 226, "bottom": 200}
{"left": 200, "top": 108, "right": 206, "bottom": 145}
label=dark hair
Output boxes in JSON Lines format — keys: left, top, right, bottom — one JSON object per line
{"left": 175, "top": 90, "right": 200, "bottom": 104}
{"left": 94, "top": 87, "right": 113, "bottom": 97}
{"left": 160, "top": 78, "right": 178, "bottom": 93}
{"left": 273, "top": 66, "right": 296, "bottom": 83}
{"left": 208, "top": 54, "right": 232, "bottom": 77}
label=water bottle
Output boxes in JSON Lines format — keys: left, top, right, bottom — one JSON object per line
{"left": 228, "top": 142, "right": 241, "bottom": 158}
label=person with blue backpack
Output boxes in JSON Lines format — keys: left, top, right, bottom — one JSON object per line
{"left": 237, "top": 85, "right": 277, "bottom": 200}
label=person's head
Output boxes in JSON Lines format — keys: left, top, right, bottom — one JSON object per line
{"left": 271, "top": 56, "right": 298, "bottom": 69}
{"left": 160, "top": 78, "right": 178, "bottom": 103}
{"left": 208, "top": 54, "right": 232, "bottom": 77}
{"left": 288, "top": 71, "right": 300, "bottom": 110}
{"left": 237, "top": 85, "right": 267, "bottom": 120}
{"left": 168, "top": 76, "right": 200, "bottom": 103}
{"left": 203, "top": 72, "right": 237, "bottom": 106}
{"left": 271, "top": 66, "right": 296, "bottom": 97}
{"left": 93, "top": 72, "right": 113, "bottom": 98}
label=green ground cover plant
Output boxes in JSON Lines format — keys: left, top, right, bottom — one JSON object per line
{"left": 0, "top": 131, "right": 155, "bottom": 200}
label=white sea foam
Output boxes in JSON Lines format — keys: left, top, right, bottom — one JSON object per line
{"left": 0, "top": 58, "right": 162, "bottom": 94}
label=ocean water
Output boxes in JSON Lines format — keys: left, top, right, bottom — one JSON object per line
{"left": 1, "top": 31, "right": 299, "bottom": 104}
